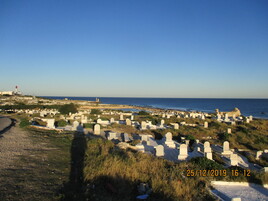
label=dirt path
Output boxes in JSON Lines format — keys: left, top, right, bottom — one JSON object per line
{"left": 0, "top": 119, "right": 36, "bottom": 170}
{"left": 0, "top": 118, "right": 72, "bottom": 201}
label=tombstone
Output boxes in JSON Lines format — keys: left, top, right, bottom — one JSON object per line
{"left": 217, "top": 114, "right": 221, "bottom": 121}
{"left": 136, "top": 144, "right": 145, "bottom": 153}
{"left": 185, "top": 140, "right": 190, "bottom": 146}
{"left": 97, "top": 118, "right": 102, "bottom": 124}
{"left": 204, "top": 141, "right": 212, "bottom": 153}
{"left": 164, "top": 132, "right": 176, "bottom": 148}
{"left": 162, "top": 114, "right": 166, "bottom": 118}
{"left": 130, "top": 115, "right": 134, "bottom": 120}
{"left": 94, "top": 124, "right": 100, "bottom": 135}
{"left": 110, "top": 118, "right": 115, "bottom": 123}
{"left": 230, "top": 154, "right": 238, "bottom": 166}
{"left": 227, "top": 128, "right": 232, "bottom": 134}
{"left": 224, "top": 113, "right": 229, "bottom": 121}
{"left": 256, "top": 151, "right": 263, "bottom": 160}
{"left": 125, "top": 118, "right": 131, "bottom": 126}
{"left": 108, "top": 132, "right": 118, "bottom": 140}
{"left": 204, "top": 121, "right": 208, "bottom": 128}
{"left": 70, "top": 120, "right": 78, "bottom": 129}
{"left": 222, "top": 141, "right": 232, "bottom": 155}
{"left": 46, "top": 119, "right": 55, "bottom": 129}
{"left": 194, "top": 146, "right": 201, "bottom": 152}
{"left": 141, "top": 135, "right": 149, "bottom": 142}
{"left": 81, "top": 116, "right": 88, "bottom": 124}
{"left": 173, "top": 123, "right": 179, "bottom": 130}
{"left": 196, "top": 139, "right": 200, "bottom": 144}
{"left": 141, "top": 121, "right": 146, "bottom": 130}
{"left": 155, "top": 145, "right": 164, "bottom": 157}
{"left": 178, "top": 144, "right": 188, "bottom": 160}
{"left": 123, "top": 133, "right": 130, "bottom": 142}
{"left": 245, "top": 118, "right": 250, "bottom": 123}
{"left": 160, "top": 119, "right": 165, "bottom": 127}
{"left": 201, "top": 115, "right": 205, "bottom": 120}
{"left": 120, "top": 114, "right": 124, "bottom": 120}
{"left": 249, "top": 115, "right": 253, "bottom": 121}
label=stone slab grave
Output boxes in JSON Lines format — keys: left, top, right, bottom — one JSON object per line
{"left": 93, "top": 124, "right": 100, "bottom": 135}
{"left": 136, "top": 143, "right": 145, "bottom": 153}
{"left": 72, "top": 120, "right": 79, "bottom": 131}
{"left": 125, "top": 118, "right": 131, "bottom": 126}
{"left": 204, "top": 141, "right": 213, "bottom": 160}
{"left": 122, "top": 133, "right": 131, "bottom": 142}
{"left": 204, "top": 121, "right": 208, "bottom": 128}
{"left": 46, "top": 119, "right": 55, "bottom": 129}
{"left": 141, "top": 121, "right": 146, "bottom": 130}
{"left": 178, "top": 144, "right": 188, "bottom": 160}
{"left": 222, "top": 141, "right": 232, "bottom": 156}
{"left": 164, "top": 132, "right": 176, "bottom": 148}
{"left": 155, "top": 145, "right": 164, "bottom": 157}
{"left": 229, "top": 154, "right": 239, "bottom": 166}
{"left": 107, "top": 132, "right": 118, "bottom": 140}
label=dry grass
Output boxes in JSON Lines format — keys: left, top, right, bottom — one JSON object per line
{"left": 84, "top": 138, "right": 214, "bottom": 201}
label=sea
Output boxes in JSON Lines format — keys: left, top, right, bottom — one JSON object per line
{"left": 42, "top": 97, "right": 268, "bottom": 119}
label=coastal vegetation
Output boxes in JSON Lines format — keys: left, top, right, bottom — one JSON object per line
{"left": 59, "top": 103, "right": 78, "bottom": 115}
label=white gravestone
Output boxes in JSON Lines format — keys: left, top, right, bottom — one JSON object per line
{"left": 110, "top": 118, "right": 115, "bottom": 123}
{"left": 173, "top": 123, "right": 179, "bottom": 130}
{"left": 222, "top": 141, "right": 232, "bottom": 155}
{"left": 46, "top": 119, "right": 55, "bottom": 129}
{"left": 227, "top": 128, "right": 232, "bottom": 134}
{"left": 230, "top": 154, "right": 238, "bottom": 166}
{"left": 204, "top": 141, "right": 213, "bottom": 160}
{"left": 141, "top": 121, "right": 146, "bottom": 130}
{"left": 204, "top": 121, "right": 208, "bottom": 128}
{"left": 126, "top": 118, "right": 131, "bottom": 126}
{"left": 72, "top": 120, "right": 79, "bottom": 131}
{"left": 178, "top": 144, "right": 188, "bottom": 160}
{"left": 108, "top": 132, "right": 118, "bottom": 140}
{"left": 164, "top": 132, "right": 176, "bottom": 148}
{"left": 155, "top": 145, "right": 164, "bottom": 157}
{"left": 120, "top": 114, "right": 124, "bottom": 120}
{"left": 94, "top": 124, "right": 100, "bottom": 135}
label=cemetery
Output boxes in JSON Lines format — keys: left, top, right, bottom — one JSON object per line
{"left": 1, "top": 99, "right": 268, "bottom": 201}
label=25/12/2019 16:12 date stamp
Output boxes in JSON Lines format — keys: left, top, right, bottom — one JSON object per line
{"left": 186, "top": 169, "right": 251, "bottom": 177}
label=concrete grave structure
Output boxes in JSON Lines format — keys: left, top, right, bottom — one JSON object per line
{"left": 46, "top": 119, "right": 55, "bottom": 129}
{"left": 94, "top": 124, "right": 101, "bottom": 135}
{"left": 155, "top": 145, "right": 164, "bottom": 157}
{"left": 178, "top": 144, "right": 188, "bottom": 160}
{"left": 222, "top": 141, "right": 232, "bottom": 155}
{"left": 204, "top": 121, "right": 208, "bottom": 128}
{"left": 125, "top": 118, "right": 131, "bottom": 126}
{"left": 164, "top": 132, "right": 176, "bottom": 148}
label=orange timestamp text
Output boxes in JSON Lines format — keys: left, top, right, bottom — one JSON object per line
{"left": 186, "top": 169, "right": 251, "bottom": 177}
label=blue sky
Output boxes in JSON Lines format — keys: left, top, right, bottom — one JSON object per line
{"left": 0, "top": 0, "right": 268, "bottom": 98}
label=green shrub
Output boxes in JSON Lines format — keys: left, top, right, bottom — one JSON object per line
{"left": 56, "top": 120, "right": 68, "bottom": 127}
{"left": 90, "top": 109, "right": 102, "bottom": 115}
{"left": 19, "top": 118, "right": 31, "bottom": 128}
{"left": 138, "top": 110, "right": 150, "bottom": 115}
{"left": 190, "top": 157, "right": 224, "bottom": 170}
{"left": 59, "top": 103, "right": 78, "bottom": 115}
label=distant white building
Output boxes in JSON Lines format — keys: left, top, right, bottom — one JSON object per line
{"left": 0, "top": 91, "right": 14, "bottom": 95}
